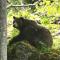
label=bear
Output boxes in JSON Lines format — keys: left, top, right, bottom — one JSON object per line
{"left": 8, "top": 16, "right": 53, "bottom": 47}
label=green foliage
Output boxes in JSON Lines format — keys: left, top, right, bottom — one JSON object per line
{"left": 12, "top": 28, "right": 19, "bottom": 37}
{"left": 8, "top": 0, "right": 22, "bottom": 4}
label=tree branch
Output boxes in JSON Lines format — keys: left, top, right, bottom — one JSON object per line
{"left": 7, "top": 4, "right": 35, "bottom": 9}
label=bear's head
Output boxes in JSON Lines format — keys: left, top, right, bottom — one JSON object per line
{"left": 13, "top": 16, "right": 25, "bottom": 30}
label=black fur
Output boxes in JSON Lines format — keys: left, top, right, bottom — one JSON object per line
{"left": 8, "top": 16, "right": 53, "bottom": 47}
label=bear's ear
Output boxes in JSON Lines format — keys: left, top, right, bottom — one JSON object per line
{"left": 13, "top": 16, "right": 17, "bottom": 19}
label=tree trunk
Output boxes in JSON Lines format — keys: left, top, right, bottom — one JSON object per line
{"left": 0, "top": 0, "right": 7, "bottom": 60}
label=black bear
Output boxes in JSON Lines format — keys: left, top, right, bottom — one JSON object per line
{"left": 8, "top": 16, "right": 53, "bottom": 47}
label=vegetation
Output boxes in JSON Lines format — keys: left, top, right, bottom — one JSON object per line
{"left": 7, "top": 0, "right": 60, "bottom": 60}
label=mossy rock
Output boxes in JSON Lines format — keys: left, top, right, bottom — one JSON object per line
{"left": 7, "top": 41, "right": 60, "bottom": 60}
{"left": 7, "top": 41, "right": 40, "bottom": 60}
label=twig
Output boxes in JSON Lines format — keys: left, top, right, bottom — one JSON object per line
{"left": 7, "top": 4, "right": 35, "bottom": 9}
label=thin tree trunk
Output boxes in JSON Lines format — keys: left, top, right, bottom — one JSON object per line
{"left": 0, "top": 0, "right": 7, "bottom": 60}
